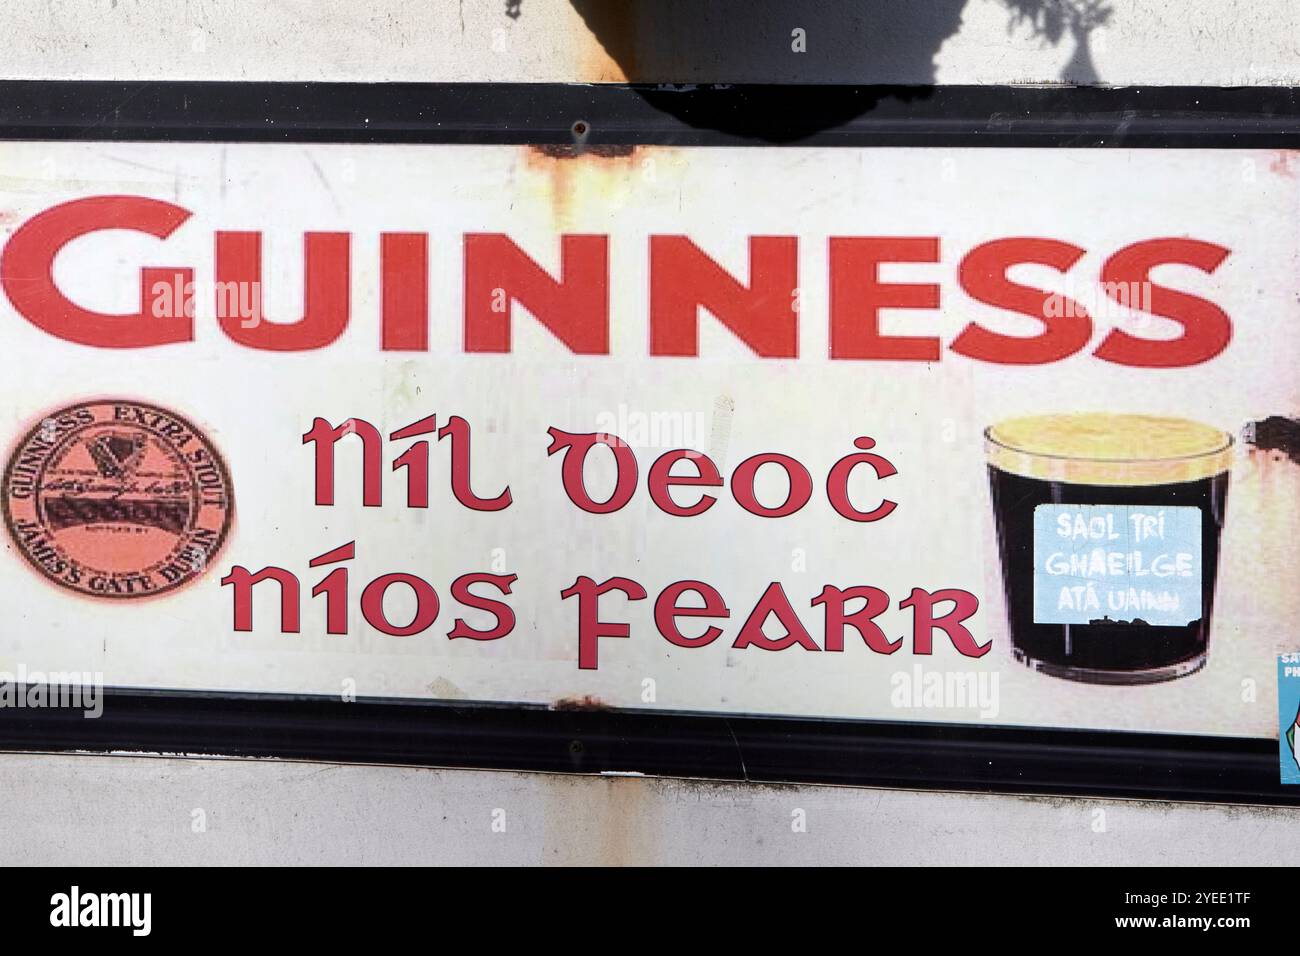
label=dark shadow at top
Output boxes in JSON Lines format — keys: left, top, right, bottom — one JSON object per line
{"left": 555, "top": 0, "right": 1111, "bottom": 141}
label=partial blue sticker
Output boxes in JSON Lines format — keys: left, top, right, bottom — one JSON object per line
{"left": 1279, "top": 655, "right": 1300, "bottom": 785}
{"left": 1032, "top": 504, "right": 1202, "bottom": 627}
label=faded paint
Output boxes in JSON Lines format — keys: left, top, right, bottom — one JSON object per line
{"left": 0, "top": 142, "right": 1293, "bottom": 737}
{"left": 428, "top": 676, "right": 467, "bottom": 699}
{"left": 1270, "top": 150, "right": 1299, "bottom": 179}
{"left": 0, "top": 0, "right": 1293, "bottom": 868}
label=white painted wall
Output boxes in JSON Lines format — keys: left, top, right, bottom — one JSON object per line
{"left": 0, "top": 0, "right": 1295, "bottom": 85}
{"left": 0, "top": 751, "right": 1295, "bottom": 865}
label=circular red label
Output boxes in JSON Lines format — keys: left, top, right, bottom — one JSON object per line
{"left": 2, "top": 400, "right": 233, "bottom": 599}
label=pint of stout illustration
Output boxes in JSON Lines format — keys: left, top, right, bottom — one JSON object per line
{"left": 986, "top": 414, "right": 1232, "bottom": 684}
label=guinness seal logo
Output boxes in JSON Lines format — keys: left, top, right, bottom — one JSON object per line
{"left": 3, "top": 400, "right": 233, "bottom": 598}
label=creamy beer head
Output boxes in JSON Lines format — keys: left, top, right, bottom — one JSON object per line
{"left": 985, "top": 413, "right": 1233, "bottom": 486}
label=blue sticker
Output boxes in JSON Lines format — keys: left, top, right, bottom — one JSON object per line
{"left": 1280, "top": 656, "right": 1300, "bottom": 785}
{"left": 1032, "top": 504, "right": 1202, "bottom": 627}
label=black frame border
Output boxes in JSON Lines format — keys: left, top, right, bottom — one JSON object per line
{"left": 4, "top": 688, "right": 1296, "bottom": 806}
{"left": 0, "top": 82, "right": 1295, "bottom": 146}
{"left": 0, "top": 81, "right": 1297, "bottom": 805}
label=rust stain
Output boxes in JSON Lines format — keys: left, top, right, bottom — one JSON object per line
{"left": 1244, "top": 414, "right": 1300, "bottom": 465}
{"left": 551, "top": 693, "right": 614, "bottom": 712}
{"left": 519, "top": 143, "right": 653, "bottom": 230}
{"left": 531, "top": 144, "right": 637, "bottom": 159}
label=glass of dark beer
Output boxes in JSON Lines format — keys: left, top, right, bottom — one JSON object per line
{"left": 986, "top": 413, "right": 1232, "bottom": 684}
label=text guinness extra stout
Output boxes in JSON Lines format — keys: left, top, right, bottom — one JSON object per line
{"left": 986, "top": 414, "right": 1232, "bottom": 684}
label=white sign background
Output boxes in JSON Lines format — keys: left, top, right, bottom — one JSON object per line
{"left": 0, "top": 142, "right": 1296, "bottom": 739}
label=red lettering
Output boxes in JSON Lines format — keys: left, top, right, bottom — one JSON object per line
{"left": 655, "top": 580, "right": 730, "bottom": 647}
{"left": 447, "top": 572, "right": 518, "bottom": 641}
{"left": 439, "top": 415, "right": 512, "bottom": 511}
{"left": 0, "top": 196, "right": 193, "bottom": 348}
{"left": 647, "top": 449, "right": 723, "bottom": 517}
{"left": 1094, "top": 238, "right": 1232, "bottom": 367}
{"left": 733, "top": 583, "right": 819, "bottom": 651}
{"left": 464, "top": 233, "right": 608, "bottom": 354}
{"left": 952, "top": 238, "right": 1091, "bottom": 364}
{"left": 381, "top": 232, "right": 428, "bottom": 350}
{"left": 649, "top": 235, "right": 797, "bottom": 357}
{"left": 390, "top": 415, "right": 438, "bottom": 509}
{"left": 308, "top": 540, "right": 355, "bottom": 635}
{"left": 546, "top": 427, "right": 638, "bottom": 514}
{"left": 829, "top": 237, "right": 940, "bottom": 360}
{"left": 825, "top": 437, "right": 897, "bottom": 523}
{"left": 221, "top": 565, "right": 301, "bottom": 633}
{"left": 214, "top": 230, "right": 350, "bottom": 350}
{"left": 900, "top": 587, "right": 986, "bottom": 658}
{"left": 561, "top": 575, "right": 648, "bottom": 670}
{"left": 731, "top": 453, "right": 813, "bottom": 518}
{"left": 303, "top": 417, "right": 384, "bottom": 507}
{"left": 360, "top": 573, "right": 440, "bottom": 636}
{"left": 813, "top": 584, "right": 898, "bottom": 653}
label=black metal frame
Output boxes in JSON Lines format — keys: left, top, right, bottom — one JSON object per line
{"left": 0, "top": 82, "right": 1294, "bottom": 146}
{"left": 1, "top": 688, "right": 1295, "bottom": 805}
{"left": 0, "top": 81, "right": 1297, "bottom": 804}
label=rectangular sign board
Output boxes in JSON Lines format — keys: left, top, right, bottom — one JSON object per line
{"left": 0, "top": 136, "right": 1297, "bottom": 755}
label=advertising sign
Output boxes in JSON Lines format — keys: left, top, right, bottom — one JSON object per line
{"left": 0, "top": 139, "right": 1296, "bottom": 748}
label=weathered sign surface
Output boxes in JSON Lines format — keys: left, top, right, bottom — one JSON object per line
{"left": 1, "top": 142, "right": 1296, "bottom": 739}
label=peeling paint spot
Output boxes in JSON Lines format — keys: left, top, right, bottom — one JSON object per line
{"left": 385, "top": 359, "right": 424, "bottom": 411}
{"left": 428, "top": 676, "right": 467, "bottom": 700}
{"left": 551, "top": 694, "right": 614, "bottom": 711}
{"left": 1243, "top": 414, "right": 1300, "bottom": 466}
{"left": 709, "top": 394, "right": 736, "bottom": 468}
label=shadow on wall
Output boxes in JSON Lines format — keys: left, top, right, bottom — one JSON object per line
{"left": 547, "top": 0, "right": 1113, "bottom": 140}
{"left": 1003, "top": 0, "right": 1114, "bottom": 84}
